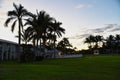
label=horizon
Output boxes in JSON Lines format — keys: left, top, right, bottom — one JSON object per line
{"left": 0, "top": 0, "right": 120, "bottom": 50}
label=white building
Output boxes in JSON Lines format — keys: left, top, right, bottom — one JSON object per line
{"left": 0, "top": 39, "right": 19, "bottom": 61}
{"left": 0, "top": 39, "right": 82, "bottom": 61}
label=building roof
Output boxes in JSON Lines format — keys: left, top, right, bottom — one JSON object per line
{"left": 0, "top": 39, "right": 18, "bottom": 45}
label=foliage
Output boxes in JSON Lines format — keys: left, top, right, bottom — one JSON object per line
{"left": 20, "top": 44, "right": 35, "bottom": 62}
{"left": 84, "top": 34, "right": 120, "bottom": 54}
{"left": 35, "top": 56, "right": 44, "bottom": 61}
{"left": 5, "top": 3, "right": 66, "bottom": 61}
{"left": 84, "top": 35, "right": 103, "bottom": 49}
{"left": 4, "top": 3, "right": 28, "bottom": 45}
{"left": 56, "top": 37, "right": 77, "bottom": 54}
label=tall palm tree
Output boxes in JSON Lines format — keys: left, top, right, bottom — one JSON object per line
{"left": 51, "top": 20, "right": 65, "bottom": 41}
{"left": 38, "top": 11, "right": 54, "bottom": 47}
{"left": 4, "top": 3, "right": 28, "bottom": 45}
{"left": 50, "top": 20, "right": 65, "bottom": 57}
{"left": 24, "top": 12, "right": 40, "bottom": 46}
{"left": 25, "top": 10, "right": 55, "bottom": 57}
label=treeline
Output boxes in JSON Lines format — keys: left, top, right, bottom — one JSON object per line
{"left": 84, "top": 34, "right": 120, "bottom": 54}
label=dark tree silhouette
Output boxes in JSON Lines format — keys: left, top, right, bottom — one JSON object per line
{"left": 57, "top": 37, "right": 72, "bottom": 54}
{"left": 4, "top": 3, "right": 28, "bottom": 45}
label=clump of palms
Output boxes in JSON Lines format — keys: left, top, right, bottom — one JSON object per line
{"left": 84, "top": 35, "right": 104, "bottom": 49}
{"left": 24, "top": 10, "right": 65, "bottom": 47}
{"left": 5, "top": 3, "right": 66, "bottom": 60}
{"left": 24, "top": 10, "right": 54, "bottom": 47}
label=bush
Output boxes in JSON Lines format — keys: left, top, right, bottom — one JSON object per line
{"left": 19, "top": 44, "right": 35, "bottom": 62}
{"left": 20, "top": 51, "right": 35, "bottom": 62}
{"left": 35, "top": 56, "right": 44, "bottom": 61}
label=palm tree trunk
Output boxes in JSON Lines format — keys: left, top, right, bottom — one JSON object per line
{"left": 18, "top": 19, "right": 21, "bottom": 62}
{"left": 53, "top": 33, "right": 56, "bottom": 58}
{"left": 53, "top": 40, "right": 56, "bottom": 58}
{"left": 25, "top": 41, "right": 27, "bottom": 45}
{"left": 33, "top": 38, "right": 35, "bottom": 47}
{"left": 18, "top": 20, "right": 21, "bottom": 45}
{"left": 39, "top": 38, "right": 42, "bottom": 55}
{"left": 37, "top": 38, "right": 38, "bottom": 47}
{"left": 43, "top": 32, "right": 47, "bottom": 55}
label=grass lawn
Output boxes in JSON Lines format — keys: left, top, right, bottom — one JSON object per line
{"left": 0, "top": 55, "right": 120, "bottom": 80}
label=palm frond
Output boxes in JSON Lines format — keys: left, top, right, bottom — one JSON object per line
{"left": 13, "top": 3, "right": 18, "bottom": 12}
{"left": 4, "top": 17, "right": 15, "bottom": 27}
{"left": 11, "top": 20, "right": 17, "bottom": 32}
{"left": 8, "top": 10, "right": 17, "bottom": 16}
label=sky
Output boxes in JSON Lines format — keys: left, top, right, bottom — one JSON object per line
{"left": 0, "top": 0, "right": 120, "bottom": 50}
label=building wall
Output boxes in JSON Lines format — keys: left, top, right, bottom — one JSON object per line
{"left": 0, "top": 43, "right": 18, "bottom": 61}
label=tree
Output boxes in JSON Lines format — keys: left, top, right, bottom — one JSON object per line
{"left": 94, "top": 35, "right": 104, "bottom": 48}
{"left": 50, "top": 20, "right": 65, "bottom": 57}
{"left": 115, "top": 34, "right": 120, "bottom": 42}
{"left": 4, "top": 3, "right": 28, "bottom": 45}
{"left": 84, "top": 35, "right": 95, "bottom": 49}
{"left": 20, "top": 30, "right": 33, "bottom": 44}
{"left": 25, "top": 10, "right": 57, "bottom": 58}
{"left": 57, "top": 38, "right": 72, "bottom": 54}
{"left": 106, "top": 35, "right": 115, "bottom": 53}
{"left": 84, "top": 37, "right": 92, "bottom": 49}
{"left": 38, "top": 11, "right": 54, "bottom": 48}
{"left": 84, "top": 35, "right": 104, "bottom": 49}
{"left": 114, "top": 34, "right": 120, "bottom": 53}
{"left": 24, "top": 12, "right": 41, "bottom": 46}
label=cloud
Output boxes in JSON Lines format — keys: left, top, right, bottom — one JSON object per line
{"left": 75, "top": 4, "right": 85, "bottom": 9}
{"left": 69, "top": 34, "right": 90, "bottom": 39}
{"left": 68, "top": 24, "right": 120, "bottom": 40}
{"left": 75, "top": 4, "right": 93, "bottom": 9}
{"left": 87, "top": 24, "right": 118, "bottom": 34}
{"left": 108, "top": 24, "right": 120, "bottom": 32}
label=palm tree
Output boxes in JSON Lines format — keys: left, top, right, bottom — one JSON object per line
{"left": 50, "top": 20, "right": 65, "bottom": 57}
{"left": 20, "top": 30, "right": 33, "bottom": 44}
{"left": 25, "top": 10, "right": 55, "bottom": 57}
{"left": 107, "top": 35, "right": 114, "bottom": 42}
{"left": 94, "top": 35, "right": 104, "bottom": 48}
{"left": 24, "top": 12, "right": 40, "bottom": 46}
{"left": 84, "top": 37, "right": 92, "bottom": 49}
{"left": 38, "top": 11, "right": 54, "bottom": 47}
{"left": 4, "top": 3, "right": 28, "bottom": 45}
{"left": 51, "top": 20, "right": 65, "bottom": 42}
{"left": 115, "top": 34, "right": 120, "bottom": 42}
{"left": 115, "top": 34, "right": 120, "bottom": 53}
{"left": 106, "top": 35, "right": 115, "bottom": 53}
{"left": 84, "top": 35, "right": 95, "bottom": 49}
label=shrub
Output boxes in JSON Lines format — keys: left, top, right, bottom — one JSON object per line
{"left": 19, "top": 44, "right": 35, "bottom": 62}
{"left": 35, "top": 56, "right": 44, "bottom": 61}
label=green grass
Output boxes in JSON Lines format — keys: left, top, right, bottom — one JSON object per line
{"left": 0, "top": 55, "right": 120, "bottom": 80}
